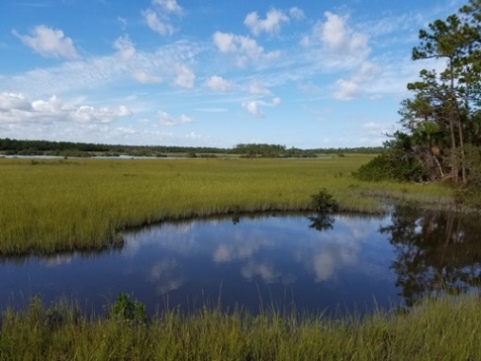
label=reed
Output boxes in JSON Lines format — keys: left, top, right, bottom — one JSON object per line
{"left": 0, "top": 156, "right": 453, "bottom": 255}
{"left": 1, "top": 295, "right": 480, "bottom": 360}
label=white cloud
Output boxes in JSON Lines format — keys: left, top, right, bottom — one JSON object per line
{"left": 322, "top": 12, "right": 370, "bottom": 56}
{"left": 142, "top": 9, "right": 175, "bottom": 36}
{"left": 4, "top": 40, "right": 202, "bottom": 98}
{"left": 117, "top": 105, "right": 133, "bottom": 117}
{"left": 248, "top": 82, "right": 272, "bottom": 96}
{"left": 243, "top": 101, "right": 262, "bottom": 117}
{"left": 132, "top": 70, "right": 163, "bottom": 84}
{"left": 113, "top": 35, "right": 136, "bottom": 62}
{"left": 204, "top": 75, "right": 233, "bottom": 92}
{"left": 13, "top": 25, "right": 79, "bottom": 60}
{"left": 173, "top": 65, "right": 195, "bottom": 89}
{"left": 244, "top": 8, "right": 289, "bottom": 36}
{"left": 289, "top": 7, "right": 305, "bottom": 20}
{"left": 302, "top": 12, "right": 370, "bottom": 61}
{"left": 143, "top": 0, "right": 182, "bottom": 36}
{"left": 213, "top": 31, "right": 280, "bottom": 67}
{"left": 0, "top": 92, "right": 31, "bottom": 111}
{"left": 158, "top": 110, "right": 193, "bottom": 126}
{"left": 152, "top": 0, "right": 182, "bottom": 14}
{"left": 113, "top": 36, "right": 163, "bottom": 84}
{"left": 117, "top": 16, "right": 127, "bottom": 29}
{"left": 0, "top": 92, "right": 132, "bottom": 125}
{"left": 242, "top": 97, "right": 281, "bottom": 118}
{"left": 333, "top": 61, "right": 380, "bottom": 101}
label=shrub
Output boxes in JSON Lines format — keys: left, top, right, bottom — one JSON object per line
{"left": 108, "top": 293, "right": 147, "bottom": 325}
{"left": 354, "top": 153, "right": 424, "bottom": 182}
{"left": 310, "top": 188, "right": 338, "bottom": 213}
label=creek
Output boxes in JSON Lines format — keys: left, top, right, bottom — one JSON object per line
{"left": 1, "top": 206, "right": 480, "bottom": 316}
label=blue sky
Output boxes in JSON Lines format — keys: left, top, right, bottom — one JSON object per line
{"left": 0, "top": 0, "right": 465, "bottom": 148}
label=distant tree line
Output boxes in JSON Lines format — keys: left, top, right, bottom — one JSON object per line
{"left": 0, "top": 138, "right": 382, "bottom": 158}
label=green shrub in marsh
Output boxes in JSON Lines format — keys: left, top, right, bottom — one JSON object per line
{"left": 310, "top": 188, "right": 338, "bottom": 213}
{"left": 107, "top": 293, "right": 147, "bottom": 325}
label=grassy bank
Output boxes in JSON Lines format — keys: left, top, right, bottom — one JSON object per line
{"left": 0, "top": 156, "right": 452, "bottom": 255}
{"left": 1, "top": 295, "right": 480, "bottom": 360}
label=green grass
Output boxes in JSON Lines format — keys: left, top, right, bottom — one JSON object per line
{"left": 1, "top": 295, "right": 480, "bottom": 360}
{"left": 0, "top": 156, "right": 453, "bottom": 255}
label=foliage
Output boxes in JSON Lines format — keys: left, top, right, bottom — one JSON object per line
{"left": 0, "top": 137, "right": 385, "bottom": 158}
{"left": 108, "top": 293, "right": 147, "bottom": 325}
{"left": 354, "top": 133, "right": 426, "bottom": 182}
{"left": 310, "top": 188, "right": 339, "bottom": 212}
{"left": 375, "top": 0, "right": 481, "bottom": 185}
{"left": 454, "top": 145, "right": 481, "bottom": 207}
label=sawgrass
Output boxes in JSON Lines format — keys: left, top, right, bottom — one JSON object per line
{"left": 0, "top": 156, "right": 453, "bottom": 255}
{"left": 0, "top": 295, "right": 480, "bottom": 361}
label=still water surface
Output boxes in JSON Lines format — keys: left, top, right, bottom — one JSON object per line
{"left": 1, "top": 207, "right": 480, "bottom": 316}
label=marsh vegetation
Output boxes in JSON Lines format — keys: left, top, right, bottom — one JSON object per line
{"left": 0, "top": 156, "right": 453, "bottom": 256}
{"left": 2, "top": 295, "right": 481, "bottom": 360}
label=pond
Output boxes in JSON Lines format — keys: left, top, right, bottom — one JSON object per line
{"left": 1, "top": 206, "right": 481, "bottom": 317}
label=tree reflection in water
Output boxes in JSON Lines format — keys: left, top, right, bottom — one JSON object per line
{"left": 381, "top": 206, "right": 481, "bottom": 307}
{"left": 307, "top": 212, "right": 335, "bottom": 231}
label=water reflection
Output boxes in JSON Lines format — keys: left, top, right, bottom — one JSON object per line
{"left": 0, "top": 207, "right": 480, "bottom": 316}
{"left": 381, "top": 207, "right": 481, "bottom": 307}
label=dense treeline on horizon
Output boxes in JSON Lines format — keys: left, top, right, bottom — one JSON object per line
{"left": 357, "top": 0, "right": 481, "bottom": 194}
{"left": 0, "top": 137, "right": 383, "bottom": 158}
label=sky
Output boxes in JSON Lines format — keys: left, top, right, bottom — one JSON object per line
{"left": 0, "top": 0, "right": 466, "bottom": 149}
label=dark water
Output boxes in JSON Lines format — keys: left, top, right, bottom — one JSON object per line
{"left": 1, "top": 207, "right": 481, "bottom": 316}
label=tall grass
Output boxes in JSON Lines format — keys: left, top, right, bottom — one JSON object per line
{"left": 1, "top": 295, "right": 480, "bottom": 360}
{"left": 0, "top": 156, "right": 453, "bottom": 255}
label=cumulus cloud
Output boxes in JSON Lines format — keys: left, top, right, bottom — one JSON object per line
{"left": 301, "top": 12, "right": 370, "bottom": 60}
{"left": 173, "top": 65, "right": 195, "bottom": 88}
{"left": 213, "top": 31, "right": 280, "bottom": 67}
{"left": 300, "top": 12, "right": 378, "bottom": 101}
{"left": 158, "top": 110, "right": 193, "bottom": 126}
{"left": 204, "top": 75, "right": 233, "bottom": 92}
{"left": 0, "top": 92, "right": 132, "bottom": 125}
{"left": 333, "top": 61, "right": 380, "bottom": 101}
{"left": 142, "top": 0, "right": 182, "bottom": 36}
{"left": 322, "top": 12, "right": 370, "bottom": 56}
{"left": 142, "top": 9, "right": 175, "bottom": 36}
{"left": 244, "top": 8, "right": 289, "bottom": 36}
{"left": 0, "top": 92, "right": 31, "bottom": 111}
{"left": 13, "top": 25, "right": 79, "bottom": 60}
{"left": 243, "top": 101, "right": 262, "bottom": 117}
{"left": 113, "top": 35, "right": 136, "bottom": 62}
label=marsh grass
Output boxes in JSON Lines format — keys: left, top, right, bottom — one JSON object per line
{"left": 0, "top": 156, "right": 454, "bottom": 255}
{"left": 1, "top": 295, "right": 480, "bottom": 360}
